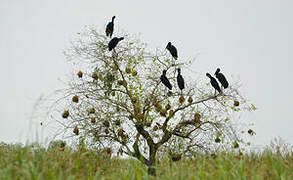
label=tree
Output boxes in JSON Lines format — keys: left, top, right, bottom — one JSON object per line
{"left": 50, "top": 27, "right": 256, "bottom": 175}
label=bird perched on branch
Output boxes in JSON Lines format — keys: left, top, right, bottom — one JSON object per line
{"left": 166, "top": 42, "right": 178, "bottom": 60}
{"left": 215, "top": 68, "right": 229, "bottom": 89}
{"left": 108, "top": 37, "right": 124, "bottom": 51}
{"left": 106, "top": 16, "right": 116, "bottom": 38}
{"left": 206, "top": 73, "right": 221, "bottom": 94}
{"left": 177, "top": 68, "right": 185, "bottom": 92}
{"left": 160, "top": 70, "right": 172, "bottom": 90}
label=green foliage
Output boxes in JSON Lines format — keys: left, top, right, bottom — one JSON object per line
{"left": 0, "top": 143, "right": 293, "bottom": 179}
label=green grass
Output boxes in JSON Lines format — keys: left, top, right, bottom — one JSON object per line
{"left": 0, "top": 143, "right": 293, "bottom": 180}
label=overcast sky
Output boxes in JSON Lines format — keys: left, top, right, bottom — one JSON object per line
{"left": 0, "top": 0, "right": 292, "bottom": 147}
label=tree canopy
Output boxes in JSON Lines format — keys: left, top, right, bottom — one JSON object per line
{"left": 48, "top": 27, "right": 256, "bottom": 175}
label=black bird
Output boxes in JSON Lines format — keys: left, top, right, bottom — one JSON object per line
{"left": 106, "top": 16, "right": 116, "bottom": 38}
{"left": 160, "top": 70, "right": 172, "bottom": 90}
{"left": 108, "top": 37, "right": 124, "bottom": 51}
{"left": 215, "top": 68, "right": 229, "bottom": 89}
{"left": 177, "top": 68, "right": 185, "bottom": 91}
{"left": 206, "top": 73, "right": 222, "bottom": 94}
{"left": 166, "top": 42, "right": 178, "bottom": 60}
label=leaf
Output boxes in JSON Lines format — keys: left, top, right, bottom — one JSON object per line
{"left": 137, "top": 56, "right": 143, "bottom": 61}
{"left": 251, "top": 104, "right": 257, "bottom": 111}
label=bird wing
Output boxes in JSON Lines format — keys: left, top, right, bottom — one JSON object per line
{"left": 106, "top": 22, "right": 113, "bottom": 36}
{"left": 171, "top": 46, "right": 178, "bottom": 59}
{"left": 161, "top": 76, "right": 172, "bottom": 90}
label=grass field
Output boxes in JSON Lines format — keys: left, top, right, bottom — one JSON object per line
{"left": 0, "top": 143, "right": 293, "bottom": 180}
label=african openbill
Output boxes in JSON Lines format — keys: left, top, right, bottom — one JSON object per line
{"left": 166, "top": 42, "right": 178, "bottom": 60}
{"left": 106, "top": 16, "right": 116, "bottom": 38}
{"left": 177, "top": 68, "right": 185, "bottom": 92}
{"left": 160, "top": 70, "right": 172, "bottom": 90}
{"left": 215, "top": 68, "right": 229, "bottom": 89}
{"left": 206, "top": 73, "right": 222, "bottom": 94}
{"left": 108, "top": 37, "right": 124, "bottom": 51}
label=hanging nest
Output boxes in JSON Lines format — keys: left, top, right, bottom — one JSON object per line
{"left": 248, "top": 129, "right": 255, "bottom": 135}
{"left": 103, "top": 120, "right": 110, "bottom": 128}
{"left": 169, "top": 110, "right": 175, "bottom": 117}
{"left": 57, "top": 141, "right": 66, "bottom": 151}
{"left": 160, "top": 109, "right": 167, "bottom": 117}
{"left": 117, "top": 129, "right": 124, "bottom": 137}
{"left": 77, "top": 71, "right": 83, "bottom": 78}
{"left": 132, "top": 70, "right": 138, "bottom": 76}
{"left": 194, "top": 112, "right": 201, "bottom": 123}
{"left": 215, "top": 137, "right": 221, "bottom": 143}
{"left": 106, "top": 147, "right": 112, "bottom": 155}
{"left": 145, "top": 120, "right": 152, "bottom": 127}
{"left": 125, "top": 67, "right": 131, "bottom": 74}
{"left": 91, "top": 72, "right": 98, "bottom": 80}
{"left": 59, "top": 142, "right": 66, "bottom": 148}
{"left": 118, "top": 80, "right": 127, "bottom": 87}
{"left": 90, "top": 117, "right": 96, "bottom": 124}
{"left": 165, "top": 104, "right": 171, "bottom": 110}
{"left": 73, "top": 126, "right": 79, "bottom": 135}
{"left": 115, "top": 119, "right": 121, "bottom": 126}
{"left": 233, "top": 141, "right": 239, "bottom": 149}
{"left": 62, "top": 110, "right": 69, "bottom": 118}
{"left": 131, "top": 96, "right": 138, "bottom": 104}
{"left": 136, "top": 113, "right": 144, "bottom": 120}
{"left": 134, "top": 105, "right": 141, "bottom": 115}
{"left": 72, "top": 95, "right": 79, "bottom": 103}
{"left": 179, "top": 96, "right": 185, "bottom": 104}
{"left": 89, "top": 108, "right": 95, "bottom": 114}
{"left": 188, "top": 96, "right": 193, "bottom": 104}
{"left": 234, "top": 100, "right": 240, "bottom": 106}
{"left": 153, "top": 125, "right": 158, "bottom": 131}
{"left": 155, "top": 103, "right": 162, "bottom": 112}
{"left": 118, "top": 80, "right": 124, "bottom": 85}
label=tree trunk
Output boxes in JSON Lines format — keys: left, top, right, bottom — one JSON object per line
{"left": 147, "top": 165, "right": 156, "bottom": 176}
{"left": 147, "top": 147, "right": 157, "bottom": 176}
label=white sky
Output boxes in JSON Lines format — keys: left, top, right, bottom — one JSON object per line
{"left": 0, "top": 0, "right": 292, "bottom": 147}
